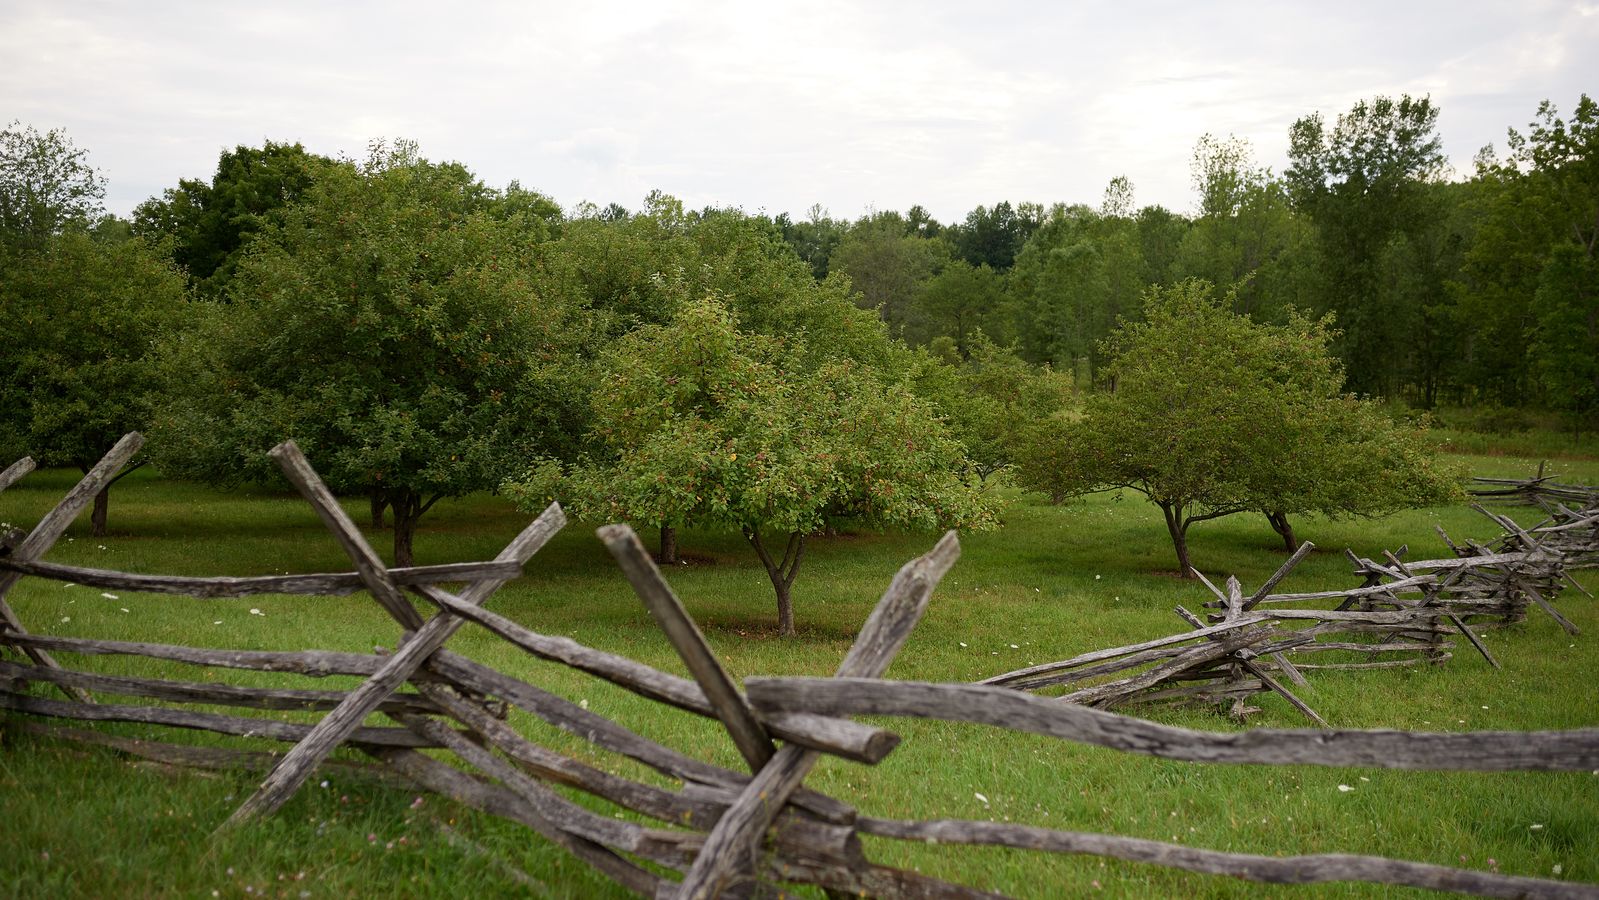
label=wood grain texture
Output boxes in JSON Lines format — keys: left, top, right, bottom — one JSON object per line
{"left": 745, "top": 678, "right": 1599, "bottom": 772}
{"left": 0, "top": 557, "right": 524, "bottom": 598}
{"left": 855, "top": 818, "right": 1597, "bottom": 899}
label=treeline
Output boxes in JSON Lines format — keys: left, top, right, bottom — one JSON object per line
{"left": 0, "top": 91, "right": 1591, "bottom": 622}
{"left": 779, "top": 94, "right": 1597, "bottom": 424}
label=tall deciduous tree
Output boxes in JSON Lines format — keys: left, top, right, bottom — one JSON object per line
{"left": 1530, "top": 244, "right": 1599, "bottom": 435}
{"left": 132, "top": 141, "right": 333, "bottom": 295}
{"left": 1461, "top": 95, "right": 1599, "bottom": 419}
{"left": 830, "top": 211, "right": 947, "bottom": 337}
{"left": 1017, "top": 279, "right": 1455, "bottom": 574}
{"left": 1174, "top": 134, "right": 1309, "bottom": 321}
{"left": 0, "top": 122, "right": 105, "bottom": 249}
{"left": 509, "top": 297, "right": 997, "bottom": 636}
{"left": 1286, "top": 95, "right": 1447, "bottom": 397}
{"left": 0, "top": 231, "right": 188, "bottom": 534}
{"left": 153, "top": 141, "right": 585, "bottom": 565}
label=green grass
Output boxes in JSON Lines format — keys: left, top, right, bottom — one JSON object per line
{"left": 1, "top": 453, "right": 1597, "bottom": 898}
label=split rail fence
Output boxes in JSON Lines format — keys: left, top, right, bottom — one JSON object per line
{"left": 984, "top": 491, "right": 1597, "bottom": 727}
{"left": 1, "top": 435, "right": 1597, "bottom": 898}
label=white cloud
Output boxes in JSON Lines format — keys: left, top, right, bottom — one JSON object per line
{"left": 2, "top": 0, "right": 1592, "bottom": 223}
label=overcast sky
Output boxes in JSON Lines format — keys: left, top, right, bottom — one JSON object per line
{"left": 3, "top": 1, "right": 1594, "bottom": 224}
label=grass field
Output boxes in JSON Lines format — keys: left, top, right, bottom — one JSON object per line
{"left": 1, "top": 449, "right": 1595, "bottom": 898}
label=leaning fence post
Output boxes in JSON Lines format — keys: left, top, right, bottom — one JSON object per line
{"left": 224, "top": 442, "right": 564, "bottom": 826}
{"left": 669, "top": 531, "right": 960, "bottom": 899}
{"left": 0, "top": 433, "right": 145, "bottom": 702}
{"left": 598, "top": 524, "right": 776, "bottom": 771}
{"left": 0, "top": 456, "right": 36, "bottom": 494}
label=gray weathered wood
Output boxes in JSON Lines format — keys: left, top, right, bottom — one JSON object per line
{"left": 0, "top": 659, "right": 435, "bottom": 714}
{"left": 225, "top": 501, "right": 564, "bottom": 825}
{"left": 1443, "top": 612, "right": 1501, "bottom": 669}
{"left": 991, "top": 643, "right": 1196, "bottom": 692}
{"left": 427, "top": 650, "right": 858, "bottom": 825}
{"left": 598, "top": 523, "right": 776, "bottom": 772}
{"left": 980, "top": 615, "right": 1271, "bottom": 686}
{"left": 0, "top": 455, "right": 35, "bottom": 493}
{"left": 744, "top": 678, "right": 1599, "bottom": 771}
{"left": 0, "top": 557, "right": 524, "bottom": 598}
{"left": 1242, "top": 540, "right": 1316, "bottom": 610}
{"left": 854, "top": 817, "right": 1597, "bottom": 899}
{"left": 1523, "top": 583, "right": 1580, "bottom": 635}
{"left": 417, "top": 680, "right": 725, "bottom": 830}
{"left": 0, "top": 632, "right": 384, "bottom": 676}
{"left": 0, "top": 432, "right": 144, "bottom": 700}
{"left": 1059, "top": 628, "right": 1276, "bottom": 706}
{"left": 420, "top": 588, "right": 897, "bottom": 764}
{"left": 670, "top": 532, "right": 959, "bottom": 899}
{"left": 0, "top": 690, "right": 440, "bottom": 748}
{"left": 266, "top": 441, "right": 425, "bottom": 631}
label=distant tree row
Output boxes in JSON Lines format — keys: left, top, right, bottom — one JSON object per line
{"left": 776, "top": 95, "right": 1598, "bottom": 434}
{"left": 2, "top": 93, "right": 1514, "bottom": 608}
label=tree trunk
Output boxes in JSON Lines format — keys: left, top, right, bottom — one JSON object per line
{"left": 90, "top": 486, "right": 110, "bottom": 538}
{"left": 369, "top": 491, "right": 389, "bottom": 530}
{"left": 1159, "top": 502, "right": 1195, "bottom": 578}
{"left": 773, "top": 579, "right": 794, "bottom": 638}
{"left": 392, "top": 491, "right": 419, "bottom": 568}
{"left": 658, "top": 525, "right": 678, "bottom": 565}
{"left": 1266, "top": 510, "right": 1299, "bottom": 553}
{"left": 744, "top": 528, "right": 805, "bottom": 637}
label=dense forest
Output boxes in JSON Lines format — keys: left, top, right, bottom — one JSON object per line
{"left": 1, "top": 92, "right": 1594, "bottom": 598}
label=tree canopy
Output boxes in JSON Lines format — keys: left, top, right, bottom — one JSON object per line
{"left": 153, "top": 141, "right": 586, "bottom": 565}
{"left": 0, "top": 230, "right": 189, "bottom": 533}
{"left": 1017, "top": 279, "right": 1457, "bottom": 575}
{"left": 131, "top": 141, "right": 334, "bottom": 294}
{"left": 507, "top": 295, "right": 998, "bottom": 636}
{"left": 0, "top": 121, "right": 106, "bottom": 249}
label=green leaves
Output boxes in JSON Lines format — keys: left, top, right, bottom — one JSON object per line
{"left": 153, "top": 146, "right": 585, "bottom": 521}
{"left": 506, "top": 294, "right": 1000, "bottom": 630}
{"left": 0, "top": 231, "right": 187, "bottom": 469}
{"left": 0, "top": 121, "right": 106, "bottom": 250}
{"left": 1016, "top": 278, "right": 1457, "bottom": 569}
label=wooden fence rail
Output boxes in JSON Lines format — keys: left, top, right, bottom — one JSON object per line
{"left": 1, "top": 436, "right": 1596, "bottom": 898}
{"left": 985, "top": 495, "right": 1592, "bottom": 728}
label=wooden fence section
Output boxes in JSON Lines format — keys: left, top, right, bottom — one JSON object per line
{"left": 1472, "top": 472, "right": 1599, "bottom": 570}
{"left": 1471, "top": 471, "right": 1599, "bottom": 509}
{"left": 986, "top": 498, "right": 1592, "bottom": 727}
{"left": 2, "top": 436, "right": 1597, "bottom": 898}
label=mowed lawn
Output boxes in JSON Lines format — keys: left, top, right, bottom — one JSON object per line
{"left": 0, "top": 450, "right": 1595, "bottom": 899}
